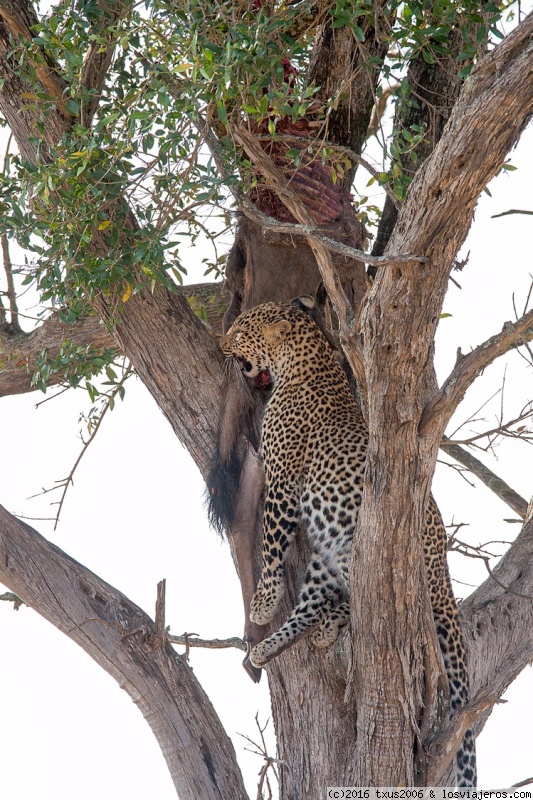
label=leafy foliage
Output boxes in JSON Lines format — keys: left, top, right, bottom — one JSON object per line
{"left": 0, "top": 0, "right": 513, "bottom": 384}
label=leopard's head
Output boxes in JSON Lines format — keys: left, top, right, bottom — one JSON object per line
{"left": 219, "top": 296, "right": 317, "bottom": 386}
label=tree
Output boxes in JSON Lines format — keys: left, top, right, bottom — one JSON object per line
{"left": 1, "top": 0, "right": 533, "bottom": 796}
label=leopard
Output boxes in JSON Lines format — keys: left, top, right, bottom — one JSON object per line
{"left": 219, "top": 296, "right": 476, "bottom": 788}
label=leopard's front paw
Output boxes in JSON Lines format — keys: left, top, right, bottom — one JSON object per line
{"left": 249, "top": 637, "right": 278, "bottom": 668}
{"left": 309, "top": 604, "right": 350, "bottom": 649}
{"left": 249, "top": 576, "right": 285, "bottom": 625}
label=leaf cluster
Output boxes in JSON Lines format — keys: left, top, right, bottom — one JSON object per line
{"left": 0, "top": 0, "right": 513, "bottom": 383}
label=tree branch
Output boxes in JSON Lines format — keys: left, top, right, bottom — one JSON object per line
{"left": 1, "top": 234, "right": 21, "bottom": 333}
{"left": 0, "top": 312, "right": 116, "bottom": 397}
{"left": 439, "top": 437, "right": 529, "bottom": 519}
{"left": 79, "top": 0, "right": 134, "bottom": 126}
{"left": 0, "top": 505, "right": 249, "bottom": 800}
{"left": 421, "top": 310, "right": 533, "bottom": 435}
{"left": 168, "top": 633, "right": 247, "bottom": 653}
{"left": 426, "top": 689, "right": 501, "bottom": 786}
{"left": 0, "top": 1, "right": 71, "bottom": 119}
{"left": 354, "top": 13, "right": 533, "bottom": 783}
{"left": 0, "top": 282, "right": 226, "bottom": 398}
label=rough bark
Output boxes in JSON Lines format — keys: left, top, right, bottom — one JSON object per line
{"left": 0, "top": 506, "right": 249, "bottom": 800}
{"left": 0, "top": 312, "right": 116, "bottom": 396}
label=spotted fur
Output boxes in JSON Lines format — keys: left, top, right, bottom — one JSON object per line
{"left": 220, "top": 298, "right": 476, "bottom": 787}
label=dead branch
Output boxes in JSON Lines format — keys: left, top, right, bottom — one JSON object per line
{"left": 31, "top": 362, "right": 132, "bottom": 529}
{"left": 169, "top": 633, "right": 246, "bottom": 652}
{"left": 155, "top": 579, "right": 166, "bottom": 644}
{"left": 0, "top": 504, "right": 249, "bottom": 800}
{"left": 440, "top": 437, "right": 529, "bottom": 519}
{"left": 445, "top": 405, "right": 533, "bottom": 448}
{"left": 492, "top": 209, "right": 533, "bottom": 218}
{"left": 238, "top": 715, "right": 280, "bottom": 800}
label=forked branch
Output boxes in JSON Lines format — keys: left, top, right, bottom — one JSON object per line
{"left": 420, "top": 310, "right": 533, "bottom": 436}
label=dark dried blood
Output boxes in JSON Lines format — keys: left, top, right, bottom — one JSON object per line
{"left": 254, "top": 369, "right": 272, "bottom": 389}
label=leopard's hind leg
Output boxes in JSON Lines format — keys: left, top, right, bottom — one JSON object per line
{"left": 249, "top": 481, "right": 300, "bottom": 626}
{"left": 250, "top": 550, "right": 344, "bottom": 667}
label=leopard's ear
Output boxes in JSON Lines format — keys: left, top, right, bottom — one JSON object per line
{"left": 263, "top": 319, "right": 292, "bottom": 345}
{"left": 291, "top": 295, "right": 315, "bottom": 315}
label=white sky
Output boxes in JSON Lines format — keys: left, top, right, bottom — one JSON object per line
{"left": 1, "top": 10, "right": 533, "bottom": 797}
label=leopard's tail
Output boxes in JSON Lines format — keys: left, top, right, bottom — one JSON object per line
{"left": 457, "top": 728, "right": 477, "bottom": 787}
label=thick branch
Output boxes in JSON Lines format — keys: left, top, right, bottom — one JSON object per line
{"left": 0, "top": 312, "right": 115, "bottom": 396}
{"left": 0, "top": 505, "right": 249, "bottom": 800}
{"left": 440, "top": 437, "right": 529, "bottom": 519}
{"left": 0, "top": 1, "right": 70, "bottom": 119}
{"left": 0, "top": 283, "right": 226, "bottom": 399}
{"left": 421, "top": 310, "right": 533, "bottom": 435}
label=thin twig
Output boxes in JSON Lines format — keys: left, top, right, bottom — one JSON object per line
{"left": 237, "top": 715, "right": 281, "bottom": 800}
{"left": 1, "top": 234, "right": 21, "bottom": 332}
{"left": 492, "top": 208, "right": 533, "bottom": 218}
{"left": 30, "top": 365, "right": 132, "bottom": 529}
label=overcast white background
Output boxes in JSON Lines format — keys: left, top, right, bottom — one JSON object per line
{"left": 1, "top": 13, "right": 532, "bottom": 796}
